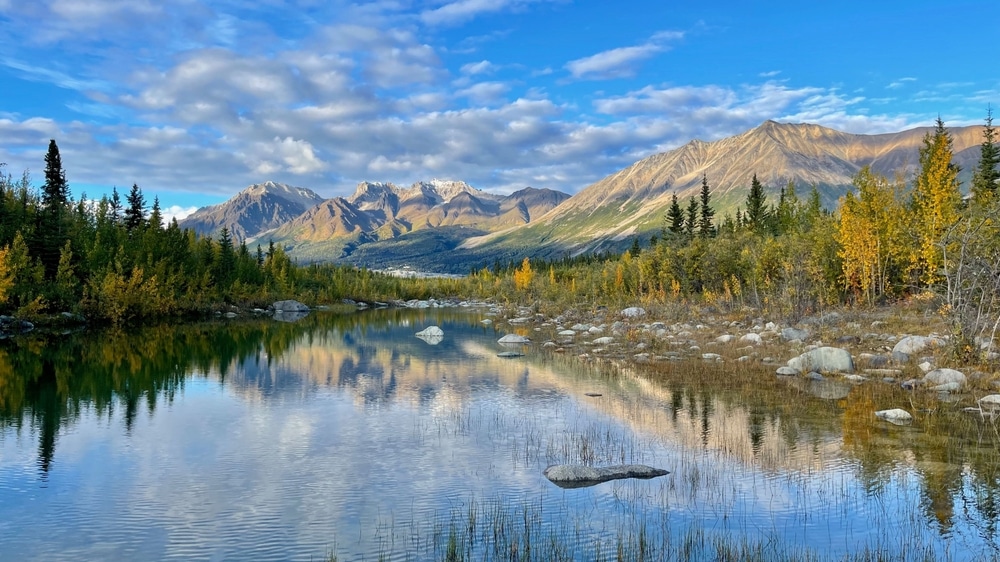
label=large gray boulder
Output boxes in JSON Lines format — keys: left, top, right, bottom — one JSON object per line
{"left": 787, "top": 347, "right": 854, "bottom": 373}
{"left": 923, "top": 368, "right": 966, "bottom": 387}
{"left": 621, "top": 307, "right": 646, "bottom": 319}
{"left": 892, "top": 335, "right": 945, "bottom": 356}
{"left": 273, "top": 300, "right": 309, "bottom": 313}
{"left": 781, "top": 327, "right": 810, "bottom": 342}
{"left": 543, "top": 464, "right": 669, "bottom": 489}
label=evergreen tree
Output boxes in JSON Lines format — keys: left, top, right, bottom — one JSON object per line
{"left": 215, "top": 227, "right": 236, "bottom": 287}
{"left": 684, "top": 197, "right": 698, "bottom": 236}
{"left": 148, "top": 196, "right": 163, "bottom": 231}
{"left": 665, "top": 194, "right": 685, "bottom": 234}
{"left": 109, "top": 187, "right": 122, "bottom": 224}
{"left": 629, "top": 237, "right": 641, "bottom": 257}
{"left": 744, "top": 173, "right": 770, "bottom": 233}
{"left": 124, "top": 183, "right": 146, "bottom": 232}
{"left": 698, "top": 174, "right": 715, "bottom": 237}
{"left": 35, "top": 139, "right": 70, "bottom": 278}
{"left": 971, "top": 107, "right": 1000, "bottom": 205}
{"left": 910, "top": 117, "right": 960, "bottom": 286}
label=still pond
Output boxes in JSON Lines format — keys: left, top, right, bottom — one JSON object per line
{"left": 1, "top": 308, "right": 999, "bottom": 560}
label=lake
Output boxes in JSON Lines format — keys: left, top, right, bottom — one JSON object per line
{"left": 1, "top": 308, "right": 998, "bottom": 561}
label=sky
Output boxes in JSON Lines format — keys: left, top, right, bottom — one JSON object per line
{"left": 1, "top": 0, "right": 997, "bottom": 222}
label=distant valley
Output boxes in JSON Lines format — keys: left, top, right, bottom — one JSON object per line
{"left": 180, "top": 120, "right": 990, "bottom": 272}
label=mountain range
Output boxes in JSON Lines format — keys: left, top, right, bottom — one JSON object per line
{"left": 179, "top": 120, "right": 990, "bottom": 272}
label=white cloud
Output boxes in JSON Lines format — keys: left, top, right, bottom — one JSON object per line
{"left": 162, "top": 205, "right": 199, "bottom": 223}
{"left": 887, "top": 77, "right": 917, "bottom": 89}
{"left": 460, "top": 60, "right": 497, "bottom": 75}
{"left": 566, "top": 44, "right": 663, "bottom": 80}
{"left": 564, "top": 30, "right": 684, "bottom": 80}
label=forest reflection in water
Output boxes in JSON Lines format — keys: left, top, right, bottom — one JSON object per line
{"left": 1, "top": 309, "right": 999, "bottom": 560}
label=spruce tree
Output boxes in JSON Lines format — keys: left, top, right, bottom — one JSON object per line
{"left": 665, "top": 193, "right": 685, "bottom": 234}
{"left": 972, "top": 107, "right": 1000, "bottom": 204}
{"left": 109, "top": 187, "right": 122, "bottom": 224}
{"left": 35, "top": 139, "right": 70, "bottom": 278}
{"left": 124, "top": 183, "right": 146, "bottom": 232}
{"left": 684, "top": 197, "right": 699, "bottom": 236}
{"left": 697, "top": 174, "right": 714, "bottom": 237}
{"left": 744, "top": 173, "right": 770, "bottom": 233}
{"left": 148, "top": 196, "right": 163, "bottom": 231}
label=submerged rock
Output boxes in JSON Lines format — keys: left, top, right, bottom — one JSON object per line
{"left": 875, "top": 408, "right": 913, "bottom": 425}
{"left": 497, "top": 351, "right": 525, "bottom": 358}
{"left": 543, "top": 464, "right": 669, "bottom": 489}
{"left": 498, "top": 334, "right": 530, "bottom": 344}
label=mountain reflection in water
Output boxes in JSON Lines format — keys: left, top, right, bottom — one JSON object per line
{"left": 1, "top": 309, "right": 998, "bottom": 560}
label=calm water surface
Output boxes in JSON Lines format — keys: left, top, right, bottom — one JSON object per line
{"left": 1, "top": 309, "right": 998, "bottom": 560}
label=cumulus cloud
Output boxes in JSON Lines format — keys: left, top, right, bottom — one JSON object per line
{"left": 420, "top": 0, "right": 556, "bottom": 26}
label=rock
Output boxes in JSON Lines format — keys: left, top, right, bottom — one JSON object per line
{"left": 273, "top": 310, "right": 308, "bottom": 323}
{"left": 416, "top": 326, "right": 444, "bottom": 337}
{"left": 806, "top": 371, "right": 825, "bottom": 381}
{"left": 844, "top": 374, "right": 867, "bottom": 383}
{"left": 835, "top": 335, "right": 861, "bottom": 345}
{"left": 273, "top": 300, "right": 309, "bottom": 313}
{"left": 787, "top": 347, "right": 855, "bottom": 373}
{"left": 776, "top": 366, "right": 800, "bottom": 376}
{"left": 481, "top": 319, "right": 493, "bottom": 325}
{"left": 621, "top": 307, "right": 646, "bottom": 318}
{"left": 929, "top": 382, "right": 961, "bottom": 392}
{"left": 498, "top": 334, "right": 530, "bottom": 344}
{"left": 591, "top": 336, "right": 615, "bottom": 346}
{"left": 979, "top": 395, "right": 1000, "bottom": 409}
{"left": 701, "top": 353, "right": 722, "bottom": 361}
{"left": 571, "top": 323, "right": 591, "bottom": 331}
{"left": 584, "top": 392, "right": 603, "bottom": 397}
{"left": 923, "top": 368, "right": 966, "bottom": 387}
{"left": 497, "top": 351, "right": 524, "bottom": 358}
{"left": 224, "top": 312, "right": 238, "bottom": 318}
{"left": 543, "top": 464, "right": 669, "bottom": 489}
{"left": 740, "top": 333, "right": 763, "bottom": 345}
{"left": 558, "top": 329, "right": 576, "bottom": 336}
{"left": 875, "top": 409, "right": 913, "bottom": 425}
{"left": 716, "top": 335, "right": 736, "bottom": 344}
{"left": 892, "top": 335, "right": 945, "bottom": 356}
{"left": 918, "top": 361, "right": 934, "bottom": 373}
{"left": 781, "top": 327, "right": 810, "bottom": 342}
{"left": 588, "top": 326, "right": 604, "bottom": 334}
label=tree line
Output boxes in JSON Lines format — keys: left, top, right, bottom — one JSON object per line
{"left": 0, "top": 141, "right": 448, "bottom": 324}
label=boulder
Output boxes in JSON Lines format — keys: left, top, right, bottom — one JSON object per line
{"left": 716, "top": 335, "right": 736, "bottom": 344}
{"left": 558, "top": 330, "right": 576, "bottom": 337}
{"left": 875, "top": 409, "right": 913, "bottom": 425}
{"left": 416, "top": 326, "right": 444, "bottom": 337}
{"left": 930, "top": 382, "right": 961, "bottom": 393}
{"left": 543, "top": 464, "right": 669, "bottom": 489}
{"left": 591, "top": 336, "right": 615, "bottom": 346}
{"left": 979, "top": 395, "right": 1000, "bottom": 408}
{"left": 781, "top": 327, "right": 810, "bottom": 342}
{"left": 498, "top": 334, "right": 530, "bottom": 344}
{"left": 776, "top": 366, "right": 800, "bottom": 376}
{"left": 621, "top": 307, "right": 646, "bottom": 319}
{"left": 740, "top": 333, "right": 763, "bottom": 345}
{"left": 892, "top": 335, "right": 945, "bottom": 356}
{"left": 787, "top": 347, "right": 855, "bottom": 373}
{"left": 702, "top": 353, "right": 722, "bottom": 361}
{"left": 273, "top": 300, "right": 309, "bottom": 313}
{"left": 923, "top": 368, "right": 966, "bottom": 387}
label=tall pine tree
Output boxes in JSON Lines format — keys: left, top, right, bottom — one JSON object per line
{"left": 744, "top": 173, "right": 770, "bottom": 233}
{"left": 684, "top": 197, "right": 698, "bottom": 236}
{"left": 124, "top": 183, "right": 146, "bottom": 232}
{"left": 35, "top": 139, "right": 70, "bottom": 278}
{"left": 971, "top": 107, "right": 1000, "bottom": 205}
{"left": 665, "top": 193, "right": 685, "bottom": 235}
{"left": 697, "top": 174, "right": 714, "bottom": 237}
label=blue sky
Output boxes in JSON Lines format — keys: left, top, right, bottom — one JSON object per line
{"left": 1, "top": 0, "right": 996, "bottom": 221}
